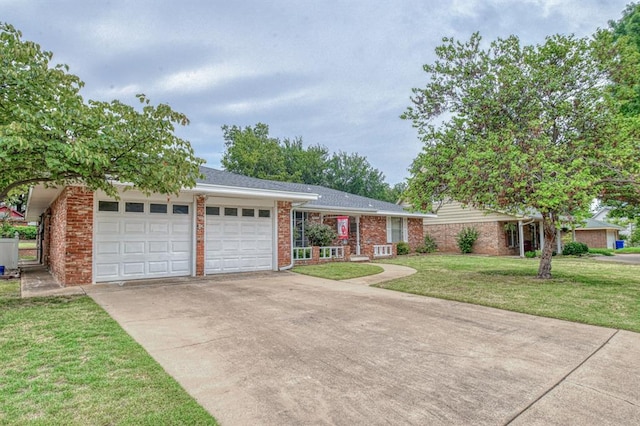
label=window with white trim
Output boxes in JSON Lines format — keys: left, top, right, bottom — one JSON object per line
{"left": 387, "top": 217, "right": 406, "bottom": 243}
{"left": 506, "top": 227, "right": 519, "bottom": 248}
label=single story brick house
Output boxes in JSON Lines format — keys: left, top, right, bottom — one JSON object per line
{"left": 25, "top": 166, "right": 432, "bottom": 286}
{"left": 423, "top": 200, "right": 623, "bottom": 256}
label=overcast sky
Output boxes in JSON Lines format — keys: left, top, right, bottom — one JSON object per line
{"left": 2, "top": 0, "right": 631, "bottom": 184}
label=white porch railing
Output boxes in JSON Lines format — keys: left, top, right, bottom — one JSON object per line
{"left": 293, "top": 247, "right": 312, "bottom": 260}
{"left": 319, "top": 246, "right": 344, "bottom": 259}
{"left": 373, "top": 244, "right": 393, "bottom": 258}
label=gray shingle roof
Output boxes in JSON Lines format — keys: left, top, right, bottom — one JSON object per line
{"left": 197, "top": 166, "right": 409, "bottom": 213}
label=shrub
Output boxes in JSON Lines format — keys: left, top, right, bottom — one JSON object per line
{"left": 0, "top": 224, "right": 37, "bottom": 239}
{"left": 396, "top": 241, "right": 410, "bottom": 255}
{"left": 423, "top": 234, "right": 438, "bottom": 253}
{"left": 14, "top": 226, "right": 37, "bottom": 240}
{"left": 304, "top": 221, "right": 337, "bottom": 246}
{"left": 456, "top": 226, "right": 479, "bottom": 254}
{"left": 562, "top": 241, "right": 589, "bottom": 256}
{"left": 524, "top": 250, "right": 536, "bottom": 258}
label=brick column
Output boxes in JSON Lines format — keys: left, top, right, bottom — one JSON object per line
{"left": 195, "top": 195, "right": 206, "bottom": 276}
{"left": 277, "top": 201, "right": 292, "bottom": 269}
{"left": 48, "top": 186, "right": 93, "bottom": 286}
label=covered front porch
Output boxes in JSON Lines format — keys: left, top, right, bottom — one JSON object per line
{"left": 503, "top": 219, "right": 563, "bottom": 257}
{"left": 292, "top": 210, "right": 400, "bottom": 265}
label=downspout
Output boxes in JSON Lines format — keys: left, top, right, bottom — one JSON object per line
{"left": 279, "top": 203, "right": 305, "bottom": 271}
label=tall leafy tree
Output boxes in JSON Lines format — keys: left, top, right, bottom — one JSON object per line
{"left": 0, "top": 23, "right": 203, "bottom": 203}
{"left": 280, "top": 137, "right": 329, "bottom": 185}
{"left": 403, "top": 32, "right": 639, "bottom": 279}
{"left": 220, "top": 123, "right": 288, "bottom": 181}
{"left": 324, "top": 151, "right": 390, "bottom": 201}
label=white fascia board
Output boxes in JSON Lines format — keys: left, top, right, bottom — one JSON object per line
{"left": 187, "top": 183, "right": 318, "bottom": 202}
{"left": 377, "top": 210, "right": 437, "bottom": 218}
{"left": 295, "top": 204, "right": 436, "bottom": 218}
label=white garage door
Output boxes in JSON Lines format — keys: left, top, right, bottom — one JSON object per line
{"left": 94, "top": 200, "right": 192, "bottom": 282}
{"left": 206, "top": 205, "right": 273, "bottom": 273}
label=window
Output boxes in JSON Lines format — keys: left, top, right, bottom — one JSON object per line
{"left": 294, "top": 211, "right": 309, "bottom": 247}
{"left": 98, "top": 201, "right": 119, "bottom": 212}
{"left": 173, "top": 204, "right": 189, "bottom": 214}
{"left": 258, "top": 209, "right": 271, "bottom": 218}
{"left": 506, "top": 226, "right": 519, "bottom": 248}
{"left": 150, "top": 203, "right": 167, "bottom": 214}
{"left": 224, "top": 207, "right": 238, "bottom": 216}
{"left": 125, "top": 202, "right": 144, "bottom": 213}
{"left": 388, "top": 217, "right": 404, "bottom": 243}
{"left": 242, "top": 208, "right": 255, "bottom": 217}
{"left": 206, "top": 206, "right": 220, "bottom": 216}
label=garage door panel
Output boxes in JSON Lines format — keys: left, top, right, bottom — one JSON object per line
{"left": 122, "top": 262, "right": 145, "bottom": 276}
{"left": 172, "top": 222, "right": 190, "bottom": 234}
{"left": 171, "top": 260, "right": 191, "bottom": 273}
{"left": 97, "top": 221, "right": 120, "bottom": 234}
{"left": 124, "top": 221, "right": 146, "bottom": 234}
{"left": 95, "top": 263, "right": 119, "bottom": 278}
{"left": 149, "top": 222, "right": 169, "bottom": 233}
{"left": 96, "top": 241, "right": 119, "bottom": 255}
{"left": 206, "top": 207, "right": 273, "bottom": 274}
{"left": 148, "top": 261, "right": 169, "bottom": 274}
{"left": 123, "top": 241, "right": 145, "bottom": 254}
{"left": 149, "top": 241, "right": 169, "bottom": 253}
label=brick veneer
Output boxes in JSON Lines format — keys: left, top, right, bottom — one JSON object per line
{"left": 407, "top": 218, "right": 424, "bottom": 251}
{"left": 424, "top": 221, "right": 517, "bottom": 255}
{"left": 277, "top": 201, "right": 292, "bottom": 268}
{"left": 46, "top": 186, "right": 94, "bottom": 286}
{"left": 195, "top": 196, "right": 206, "bottom": 276}
{"left": 573, "top": 230, "right": 609, "bottom": 249}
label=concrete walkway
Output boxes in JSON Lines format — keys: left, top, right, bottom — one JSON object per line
{"left": 341, "top": 262, "right": 416, "bottom": 285}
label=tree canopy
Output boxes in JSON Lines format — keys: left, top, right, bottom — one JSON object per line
{"left": 0, "top": 23, "right": 203, "bottom": 204}
{"left": 403, "top": 31, "right": 640, "bottom": 278}
{"left": 221, "top": 123, "right": 402, "bottom": 202}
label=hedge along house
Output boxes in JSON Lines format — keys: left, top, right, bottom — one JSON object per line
{"left": 424, "top": 200, "right": 624, "bottom": 256}
{"left": 25, "top": 167, "right": 432, "bottom": 287}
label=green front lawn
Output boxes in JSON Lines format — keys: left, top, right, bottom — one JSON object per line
{"left": 0, "top": 281, "right": 217, "bottom": 425}
{"left": 377, "top": 255, "right": 640, "bottom": 333}
{"left": 293, "top": 262, "right": 384, "bottom": 280}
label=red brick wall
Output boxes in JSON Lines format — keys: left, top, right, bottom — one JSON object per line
{"left": 360, "top": 216, "right": 392, "bottom": 258}
{"left": 195, "top": 196, "right": 205, "bottom": 276}
{"left": 47, "top": 186, "right": 94, "bottom": 286}
{"left": 277, "top": 201, "right": 292, "bottom": 268}
{"left": 424, "top": 221, "right": 516, "bottom": 255}
{"left": 408, "top": 218, "right": 424, "bottom": 251}
{"left": 574, "top": 230, "right": 609, "bottom": 249}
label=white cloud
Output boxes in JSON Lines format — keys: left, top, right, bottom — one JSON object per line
{"left": 155, "top": 63, "right": 264, "bottom": 94}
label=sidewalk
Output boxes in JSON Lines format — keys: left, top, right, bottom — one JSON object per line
{"left": 341, "top": 262, "right": 416, "bottom": 285}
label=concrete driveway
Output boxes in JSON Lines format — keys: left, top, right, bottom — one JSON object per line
{"left": 87, "top": 272, "right": 640, "bottom": 425}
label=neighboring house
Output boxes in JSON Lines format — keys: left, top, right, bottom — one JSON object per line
{"left": 423, "top": 201, "right": 623, "bottom": 256}
{"left": 25, "top": 166, "right": 432, "bottom": 287}
{"left": 592, "top": 206, "right": 633, "bottom": 238}
{"left": 572, "top": 218, "right": 625, "bottom": 250}
{"left": 0, "top": 204, "right": 26, "bottom": 224}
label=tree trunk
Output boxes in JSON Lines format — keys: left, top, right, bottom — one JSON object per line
{"left": 537, "top": 213, "right": 557, "bottom": 279}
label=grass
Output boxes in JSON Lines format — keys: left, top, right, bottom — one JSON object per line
{"left": 616, "top": 246, "right": 640, "bottom": 254}
{"left": 588, "top": 248, "right": 614, "bottom": 256}
{"left": 376, "top": 255, "right": 640, "bottom": 333}
{"left": 0, "top": 281, "right": 217, "bottom": 425}
{"left": 18, "top": 240, "right": 37, "bottom": 249}
{"left": 293, "top": 262, "right": 384, "bottom": 280}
